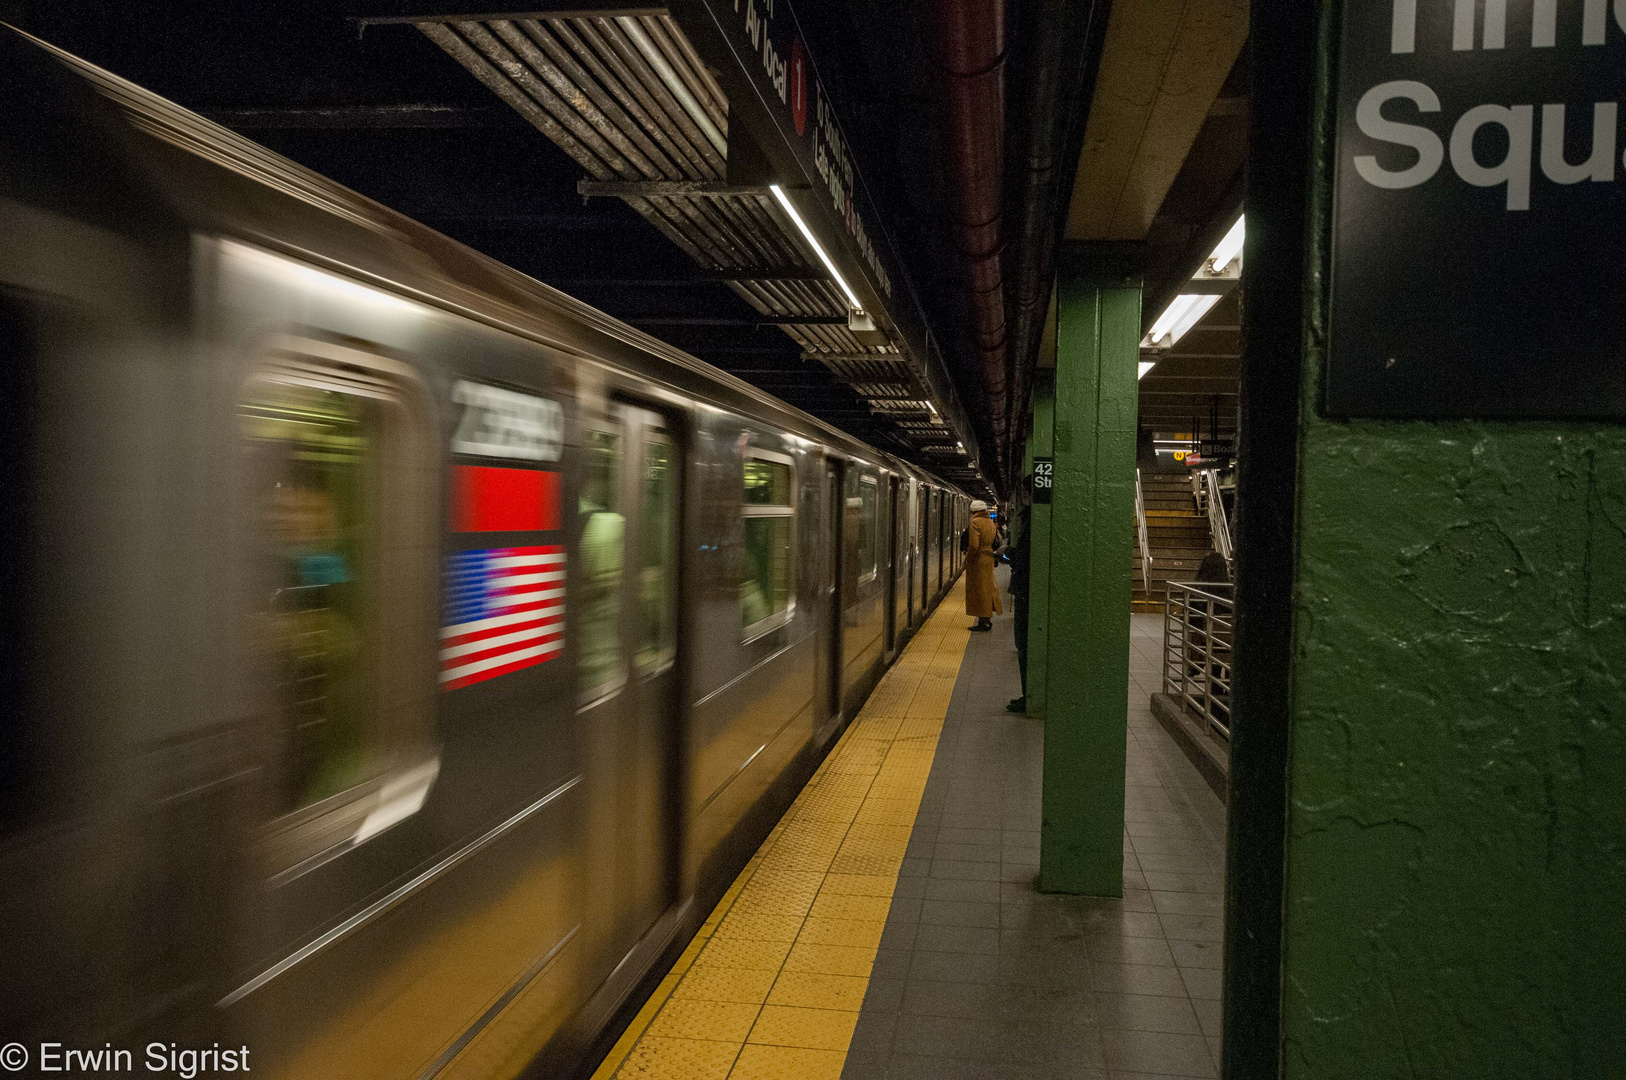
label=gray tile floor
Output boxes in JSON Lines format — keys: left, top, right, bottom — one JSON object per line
{"left": 841, "top": 598, "right": 1228, "bottom": 1080}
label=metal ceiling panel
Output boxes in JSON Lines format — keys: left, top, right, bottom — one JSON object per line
{"left": 408, "top": 5, "right": 982, "bottom": 479}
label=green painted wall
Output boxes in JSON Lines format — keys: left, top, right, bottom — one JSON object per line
{"left": 1281, "top": 420, "right": 1626, "bottom": 1077}
{"left": 1039, "top": 280, "right": 1139, "bottom": 896}
{"left": 1276, "top": 7, "right": 1626, "bottom": 1072}
{"left": 1027, "top": 371, "right": 1054, "bottom": 718}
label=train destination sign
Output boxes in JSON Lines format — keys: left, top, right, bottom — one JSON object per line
{"left": 1328, "top": 0, "right": 1626, "bottom": 417}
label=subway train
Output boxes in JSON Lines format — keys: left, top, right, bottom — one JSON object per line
{"left": 0, "top": 28, "right": 968, "bottom": 1080}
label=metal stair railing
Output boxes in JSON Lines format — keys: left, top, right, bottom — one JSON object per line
{"left": 1135, "top": 468, "right": 1153, "bottom": 599}
{"left": 1162, "top": 581, "right": 1235, "bottom": 739}
{"left": 1203, "top": 469, "right": 1234, "bottom": 570}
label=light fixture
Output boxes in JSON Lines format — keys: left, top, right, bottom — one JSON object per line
{"left": 1146, "top": 294, "right": 1198, "bottom": 344}
{"left": 1138, "top": 361, "right": 1156, "bottom": 379}
{"left": 770, "top": 184, "right": 863, "bottom": 310}
{"left": 1208, "top": 215, "right": 1245, "bottom": 273}
{"left": 1142, "top": 293, "right": 1221, "bottom": 349}
{"left": 1167, "top": 293, "right": 1222, "bottom": 344}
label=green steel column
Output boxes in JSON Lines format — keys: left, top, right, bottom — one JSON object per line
{"left": 1227, "top": 4, "right": 1626, "bottom": 1074}
{"left": 1026, "top": 369, "right": 1054, "bottom": 718}
{"left": 1039, "top": 278, "right": 1141, "bottom": 896}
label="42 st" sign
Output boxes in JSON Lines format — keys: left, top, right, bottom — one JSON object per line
{"left": 1032, "top": 458, "right": 1053, "bottom": 505}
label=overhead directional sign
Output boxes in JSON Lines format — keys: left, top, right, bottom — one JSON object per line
{"left": 683, "top": 0, "right": 898, "bottom": 310}
{"left": 672, "top": 0, "right": 974, "bottom": 450}
{"left": 1328, "top": 0, "right": 1626, "bottom": 417}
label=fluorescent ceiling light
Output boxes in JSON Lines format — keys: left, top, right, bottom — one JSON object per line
{"left": 1146, "top": 294, "right": 1200, "bottom": 344}
{"left": 1138, "top": 361, "right": 1156, "bottom": 380}
{"left": 1167, "top": 293, "right": 1222, "bottom": 344}
{"left": 1208, "top": 215, "right": 1245, "bottom": 272}
{"left": 770, "top": 184, "right": 863, "bottom": 310}
{"left": 1144, "top": 293, "right": 1221, "bottom": 349}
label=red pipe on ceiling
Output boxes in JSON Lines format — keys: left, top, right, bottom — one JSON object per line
{"left": 925, "top": 0, "right": 1009, "bottom": 463}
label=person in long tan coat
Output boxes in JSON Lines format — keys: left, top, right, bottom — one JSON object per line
{"left": 965, "top": 500, "right": 1002, "bottom": 630}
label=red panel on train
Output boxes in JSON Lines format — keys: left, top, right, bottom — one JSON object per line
{"left": 452, "top": 465, "right": 560, "bottom": 532}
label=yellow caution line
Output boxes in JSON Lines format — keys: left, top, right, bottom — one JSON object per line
{"left": 590, "top": 582, "right": 972, "bottom": 1080}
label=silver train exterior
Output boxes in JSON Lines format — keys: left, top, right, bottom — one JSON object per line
{"left": 0, "top": 28, "right": 970, "bottom": 1080}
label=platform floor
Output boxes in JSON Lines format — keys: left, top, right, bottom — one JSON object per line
{"left": 592, "top": 588, "right": 1229, "bottom": 1080}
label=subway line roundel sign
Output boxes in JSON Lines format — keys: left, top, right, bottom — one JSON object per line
{"left": 1329, "top": 0, "right": 1626, "bottom": 417}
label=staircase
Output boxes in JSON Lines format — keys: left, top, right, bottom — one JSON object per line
{"left": 1133, "top": 472, "right": 1214, "bottom": 612}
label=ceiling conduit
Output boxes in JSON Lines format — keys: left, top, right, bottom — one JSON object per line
{"left": 1003, "top": 0, "right": 1110, "bottom": 482}
{"left": 924, "top": 0, "right": 1009, "bottom": 478}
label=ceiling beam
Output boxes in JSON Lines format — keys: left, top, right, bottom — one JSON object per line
{"left": 1064, "top": 0, "right": 1248, "bottom": 241}
{"left": 578, "top": 180, "right": 792, "bottom": 199}
{"left": 704, "top": 270, "right": 829, "bottom": 282}
{"left": 628, "top": 316, "right": 850, "bottom": 326}
{"left": 547, "top": 271, "right": 828, "bottom": 286}
{"left": 356, "top": 7, "right": 666, "bottom": 31}
{"left": 200, "top": 104, "right": 514, "bottom": 129}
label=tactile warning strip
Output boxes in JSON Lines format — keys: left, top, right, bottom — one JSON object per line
{"left": 591, "top": 581, "right": 971, "bottom": 1080}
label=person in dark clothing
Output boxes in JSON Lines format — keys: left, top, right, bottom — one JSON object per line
{"left": 1007, "top": 476, "right": 1034, "bottom": 713}
{"left": 1197, "top": 549, "right": 1230, "bottom": 584}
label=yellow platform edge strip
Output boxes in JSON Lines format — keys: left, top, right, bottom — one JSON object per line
{"left": 590, "top": 582, "right": 971, "bottom": 1080}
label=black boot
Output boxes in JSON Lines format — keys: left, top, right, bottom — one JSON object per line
{"left": 970, "top": 617, "right": 992, "bottom": 632}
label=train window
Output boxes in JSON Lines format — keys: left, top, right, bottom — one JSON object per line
{"left": 857, "top": 475, "right": 878, "bottom": 584}
{"left": 580, "top": 428, "right": 626, "bottom": 699}
{"left": 742, "top": 452, "right": 795, "bottom": 637}
{"left": 638, "top": 431, "right": 676, "bottom": 670}
{"left": 243, "top": 381, "right": 378, "bottom": 813}
{"left": 240, "top": 344, "right": 437, "bottom": 868}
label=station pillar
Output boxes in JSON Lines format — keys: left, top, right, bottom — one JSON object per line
{"left": 1038, "top": 276, "right": 1140, "bottom": 896}
{"left": 1024, "top": 369, "right": 1054, "bottom": 719}
{"left": 1227, "top": 4, "right": 1626, "bottom": 1076}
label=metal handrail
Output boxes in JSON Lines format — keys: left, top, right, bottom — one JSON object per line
{"left": 1204, "top": 469, "right": 1233, "bottom": 567}
{"left": 1134, "top": 468, "right": 1152, "bottom": 598}
{"left": 1161, "top": 580, "right": 1234, "bottom": 740}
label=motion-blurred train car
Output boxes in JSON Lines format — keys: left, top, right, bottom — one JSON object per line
{"left": 0, "top": 26, "right": 968, "bottom": 1080}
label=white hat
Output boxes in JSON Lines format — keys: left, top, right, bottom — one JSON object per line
{"left": 970, "top": 499, "right": 988, "bottom": 511}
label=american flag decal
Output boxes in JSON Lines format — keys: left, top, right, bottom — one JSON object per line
{"left": 440, "top": 545, "right": 565, "bottom": 690}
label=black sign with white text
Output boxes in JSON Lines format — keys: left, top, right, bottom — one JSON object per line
{"left": 1329, "top": 0, "right": 1626, "bottom": 416}
{"left": 1032, "top": 458, "right": 1053, "bottom": 504}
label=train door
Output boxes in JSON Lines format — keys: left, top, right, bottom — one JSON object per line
{"left": 910, "top": 481, "right": 923, "bottom": 624}
{"left": 918, "top": 486, "right": 929, "bottom": 614}
{"left": 817, "top": 456, "right": 843, "bottom": 736}
{"left": 579, "top": 401, "right": 680, "bottom": 952}
{"left": 885, "top": 476, "right": 900, "bottom": 654}
{"left": 954, "top": 499, "right": 963, "bottom": 577}
{"left": 928, "top": 490, "right": 939, "bottom": 597}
